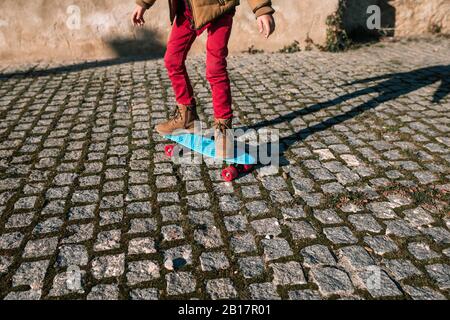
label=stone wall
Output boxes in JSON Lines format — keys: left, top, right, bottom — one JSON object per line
{"left": 391, "top": 0, "right": 450, "bottom": 36}
{"left": 343, "top": 0, "right": 449, "bottom": 37}
{"left": 0, "top": 0, "right": 340, "bottom": 63}
{"left": 343, "top": 0, "right": 396, "bottom": 36}
{"left": 0, "top": 0, "right": 448, "bottom": 63}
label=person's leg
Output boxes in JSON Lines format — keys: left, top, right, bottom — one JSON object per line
{"left": 206, "top": 12, "right": 235, "bottom": 158}
{"left": 164, "top": 13, "right": 197, "bottom": 107}
{"left": 156, "top": 14, "right": 199, "bottom": 135}
{"left": 206, "top": 12, "right": 234, "bottom": 120}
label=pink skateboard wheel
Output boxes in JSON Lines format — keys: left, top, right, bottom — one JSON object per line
{"left": 165, "top": 145, "right": 175, "bottom": 158}
{"left": 222, "top": 166, "right": 239, "bottom": 182}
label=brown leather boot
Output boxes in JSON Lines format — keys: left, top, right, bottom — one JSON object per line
{"left": 214, "top": 118, "right": 234, "bottom": 159}
{"left": 155, "top": 104, "right": 199, "bottom": 136}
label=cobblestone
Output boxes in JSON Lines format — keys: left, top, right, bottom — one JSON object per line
{"left": 200, "top": 252, "right": 230, "bottom": 271}
{"left": 12, "top": 260, "right": 49, "bottom": 289}
{"left": 23, "top": 237, "right": 58, "bottom": 258}
{"left": 426, "top": 264, "right": 450, "bottom": 290}
{"left": 87, "top": 284, "right": 120, "bottom": 300}
{"left": 49, "top": 270, "right": 86, "bottom": 297}
{"left": 288, "top": 289, "right": 322, "bottom": 301}
{"left": 285, "top": 220, "right": 317, "bottom": 240}
{"left": 248, "top": 283, "right": 281, "bottom": 300}
{"left": 166, "top": 272, "right": 196, "bottom": 296}
{"left": 33, "top": 217, "right": 64, "bottom": 235}
{"left": 383, "top": 259, "right": 422, "bottom": 281}
{"left": 324, "top": 227, "right": 358, "bottom": 244}
{"left": 56, "top": 245, "right": 89, "bottom": 267}
{"left": 337, "top": 246, "right": 375, "bottom": 272}
{"left": 224, "top": 215, "right": 248, "bottom": 232}
{"left": 348, "top": 214, "right": 382, "bottom": 233}
{"left": 353, "top": 267, "right": 403, "bottom": 298}
{"left": 194, "top": 227, "right": 224, "bottom": 249}
{"left": 314, "top": 209, "right": 343, "bottom": 225}
{"left": 0, "top": 232, "right": 24, "bottom": 250}
{"left": 271, "top": 261, "right": 307, "bottom": 285}
{"left": 206, "top": 278, "right": 238, "bottom": 300}
{"left": 407, "top": 242, "right": 441, "bottom": 261}
{"left": 251, "top": 218, "right": 282, "bottom": 237}
{"left": 364, "top": 235, "right": 399, "bottom": 256}
{"left": 403, "top": 285, "right": 446, "bottom": 300}
{"left": 262, "top": 238, "right": 293, "bottom": 261}
{"left": 94, "top": 230, "right": 122, "bottom": 251}
{"left": 230, "top": 233, "right": 256, "bottom": 254}
{"left": 126, "top": 260, "right": 160, "bottom": 285}
{"left": 163, "top": 245, "right": 193, "bottom": 271}
{"left": 300, "top": 245, "right": 337, "bottom": 268}
{"left": 1, "top": 39, "right": 449, "bottom": 300}
{"left": 130, "top": 288, "right": 159, "bottom": 300}
{"left": 310, "top": 267, "right": 354, "bottom": 297}
{"left": 91, "top": 254, "right": 125, "bottom": 280}
{"left": 238, "top": 256, "right": 265, "bottom": 279}
{"left": 128, "top": 237, "right": 156, "bottom": 255}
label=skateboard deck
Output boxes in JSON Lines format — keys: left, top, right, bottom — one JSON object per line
{"left": 164, "top": 133, "right": 256, "bottom": 165}
{"left": 163, "top": 133, "right": 256, "bottom": 181}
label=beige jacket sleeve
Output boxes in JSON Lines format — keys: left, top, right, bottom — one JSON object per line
{"left": 136, "top": 0, "right": 156, "bottom": 9}
{"left": 247, "top": 0, "right": 275, "bottom": 17}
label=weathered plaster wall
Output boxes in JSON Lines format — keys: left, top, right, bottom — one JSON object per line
{"left": 0, "top": 0, "right": 448, "bottom": 63}
{"left": 0, "top": 0, "right": 340, "bottom": 63}
{"left": 343, "top": 0, "right": 449, "bottom": 37}
{"left": 391, "top": 0, "right": 450, "bottom": 36}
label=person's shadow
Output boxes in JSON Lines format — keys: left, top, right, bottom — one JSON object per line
{"left": 241, "top": 64, "right": 449, "bottom": 167}
{"left": 0, "top": 29, "right": 165, "bottom": 79}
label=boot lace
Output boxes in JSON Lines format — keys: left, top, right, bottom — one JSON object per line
{"left": 169, "top": 107, "right": 182, "bottom": 123}
{"left": 215, "top": 121, "right": 233, "bottom": 139}
{"left": 215, "top": 121, "right": 230, "bottom": 135}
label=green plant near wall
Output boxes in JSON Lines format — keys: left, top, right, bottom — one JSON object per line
{"left": 428, "top": 23, "right": 442, "bottom": 35}
{"left": 279, "top": 40, "right": 301, "bottom": 53}
{"left": 320, "top": 0, "right": 351, "bottom": 52}
{"left": 304, "top": 34, "right": 314, "bottom": 51}
{"left": 245, "top": 45, "right": 264, "bottom": 54}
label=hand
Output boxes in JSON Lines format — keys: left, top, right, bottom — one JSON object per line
{"left": 257, "top": 14, "right": 275, "bottom": 38}
{"left": 132, "top": 6, "right": 147, "bottom": 27}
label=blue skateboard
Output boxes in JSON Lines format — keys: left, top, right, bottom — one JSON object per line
{"left": 164, "top": 133, "right": 256, "bottom": 181}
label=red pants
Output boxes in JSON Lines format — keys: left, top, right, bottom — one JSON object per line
{"left": 164, "top": 6, "right": 234, "bottom": 120}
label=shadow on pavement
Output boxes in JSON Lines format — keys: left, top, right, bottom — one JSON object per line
{"left": 0, "top": 29, "right": 165, "bottom": 79}
{"left": 245, "top": 64, "right": 449, "bottom": 168}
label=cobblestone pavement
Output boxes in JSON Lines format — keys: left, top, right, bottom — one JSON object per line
{"left": 0, "top": 38, "right": 449, "bottom": 300}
